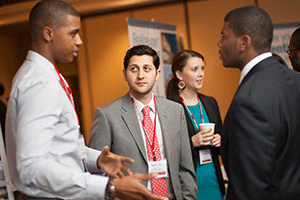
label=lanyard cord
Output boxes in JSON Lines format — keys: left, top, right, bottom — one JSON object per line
{"left": 129, "top": 92, "right": 157, "bottom": 152}
{"left": 54, "top": 65, "right": 80, "bottom": 127}
{"left": 180, "top": 94, "right": 204, "bottom": 132}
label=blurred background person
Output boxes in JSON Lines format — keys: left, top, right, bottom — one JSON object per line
{"left": 166, "top": 50, "right": 225, "bottom": 200}
{"left": 272, "top": 53, "right": 288, "bottom": 68}
{"left": 288, "top": 27, "right": 300, "bottom": 72}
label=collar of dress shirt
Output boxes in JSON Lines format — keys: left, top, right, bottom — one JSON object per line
{"left": 239, "top": 52, "right": 272, "bottom": 84}
{"left": 27, "top": 50, "right": 58, "bottom": 80}
{"left": 131, "top": 94, "right": 155, "bottom": 118}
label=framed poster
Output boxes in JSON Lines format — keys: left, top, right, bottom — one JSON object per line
{"left": 127, "top": 18, "right": 179, "bottom": 97}
{"left": 0, "top": 126, "right": 14, "bottom": 199}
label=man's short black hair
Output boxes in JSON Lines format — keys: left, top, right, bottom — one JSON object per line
{"left": 225, "top": 6, "right": 273, "bottom": 54}
{"left": 123, "top": 45, "right": 160, "bottom": 70}
{"left": 29, "top": 0, "right": 80, "bottom": 42}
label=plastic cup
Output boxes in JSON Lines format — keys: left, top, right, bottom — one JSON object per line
{"left": 199, "top": 123, "right": 215, "bottom": 133}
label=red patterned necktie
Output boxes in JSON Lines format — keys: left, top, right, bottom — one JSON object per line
{"left": 142, "top": 106, "right": 169, "bottom": 198}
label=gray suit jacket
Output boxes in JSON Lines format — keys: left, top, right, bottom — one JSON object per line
{"left": 89, "top": 93, "right": 197, "bottom": 200}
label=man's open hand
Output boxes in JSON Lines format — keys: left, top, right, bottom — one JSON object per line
{"left": 97, "top": 146, "right": 134, "bottom": 177}
{"left": 114, "top": 173, "right": 169, "bottom": 200}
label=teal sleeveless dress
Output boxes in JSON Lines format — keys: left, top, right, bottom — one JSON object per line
{"left": 187, "top": 101, "right": 224, "bottom": 200}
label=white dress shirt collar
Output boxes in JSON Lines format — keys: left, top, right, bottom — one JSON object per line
{"left": 27, "top": 50, "right": 58, "bottom": 80}
{"left": 131, "top": 94, "right": 155, "bottom": 118}
{"left": 239, "top": 52, "right": 272, "bottom": 84}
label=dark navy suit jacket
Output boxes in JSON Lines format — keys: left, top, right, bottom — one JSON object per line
{"left": 221, "top": 56, "right": 300, "bottom": 199}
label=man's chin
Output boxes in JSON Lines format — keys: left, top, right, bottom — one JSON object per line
{"left": 222, "top": 62, "right": 233, "bottom": 68}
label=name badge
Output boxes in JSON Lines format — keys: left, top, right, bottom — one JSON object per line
{"left": 78, "top": 134, "right": 86, "bottom": 160}
{"left": 148, "top": 160, "right": 168, "bottom": 179}
{"left": 199, "top": 149, "right": 212, "bottom": 165}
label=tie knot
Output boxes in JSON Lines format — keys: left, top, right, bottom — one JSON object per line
{"left": 142, "top": 106, "right": 151, "bottom": 117}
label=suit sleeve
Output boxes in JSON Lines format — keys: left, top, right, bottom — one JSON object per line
{"left": 226, "top": 96, "right": 278, "bottom": 200}
{"left": 88, "top": 107, "right": 112, "bottom": 152}
{"left": 178, "top": 106, "right": 198, "bottom": 200}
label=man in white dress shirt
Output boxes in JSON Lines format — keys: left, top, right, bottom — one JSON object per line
{"left": 6, "top": 0, "right": 166, "bottom": 199}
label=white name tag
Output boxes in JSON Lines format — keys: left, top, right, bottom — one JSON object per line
{"left": 78, "top": 134, "right": 86, "bottom": 160}
{"left": 148, "top": 160, "right": 168, "bottom": 179}
{"left": 199, "top": 149, "right": 212, "bottom": 165}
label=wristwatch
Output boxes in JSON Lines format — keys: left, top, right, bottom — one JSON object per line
{"left": 105, "top": 176, "right": 116, "bottom": 200}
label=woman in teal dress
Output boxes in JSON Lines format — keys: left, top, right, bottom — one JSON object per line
{"left": 167, "top": 50, "right": 225, "bottom": 199}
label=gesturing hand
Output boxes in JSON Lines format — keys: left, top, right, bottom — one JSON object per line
{"left": 97, "top": 146, "right": 134, "bottom": 178}
{"left": 114, "top": 173, "right": 169, "bottom": 200}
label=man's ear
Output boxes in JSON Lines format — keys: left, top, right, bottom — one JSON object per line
{"left": 122, "top": 69, "right": 127, "bottom": 82}
{"left": 239, "top": 35, "right": 251, "bottom": 51}
{"left": 155, "top": 69, "right": 161, "bottom": 81}
{"left": 42, "top": 26, "right": 53, "bottom": 42}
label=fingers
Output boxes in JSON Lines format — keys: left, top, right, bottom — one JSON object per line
{"left": 134, "top": 173, "right": 158, "bottom": 181}
{"left": 196, "top": 131, "right": 222, "bottom": 147}
{"left": 200, "top": 133, "right": 214, "bottom": 146}
{"left": 198, "top": 131, "right": 221, "bottom": 146}
{"left": 148, "top": 194, "right": 169, "bottom": 200}
{"left": 199, "top": 128, "right": 212, "bottom": 135}
{"left": 211, "top": 134, "right": 221, "bottom": 147}
{"left": 117, "top": 156, "right": 134, "bottom": 176}
{"left": 202, "top": 135, "right": 214, "bottom": 142}
{"left": 191, "top": 134, "right": 200, "bottom": 147}
{"left": 114, "top": 173, "right": 167, "bottom": 200}
{"left": 121, "top": 165, "right": 133, "bottom": 176}
{"left": 122, "top": 156, "right": 135, "bottom": 164}
{"left": 199, "top": 129, "right": 214, "bottom": 139}
{"left": 117, "top": 156, "right": 134, "bottom": 175}
{"left": 98, "top": 148, "right": 135, "bottom": 177}
{"left": 110, "top": 172, "right": 121, "bottom": 178}
{"left": 101, "top": 146, "right": 109, "bottom": 156}
{"left": 109, "top": 168, "right": 130, "bottom": 178}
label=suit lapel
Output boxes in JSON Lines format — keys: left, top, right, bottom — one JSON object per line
{"left": 155, "top": 97, "right": 172, "bottom": 163}
{"left": 237, "top": 56, "right": 274, "bottom": 95}
{"left": 121, "top": 93, "right": 148, "bottom": 162}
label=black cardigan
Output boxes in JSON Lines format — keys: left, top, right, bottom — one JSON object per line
{"left": 168, "top": 90, "right": 225, "bottom": 195}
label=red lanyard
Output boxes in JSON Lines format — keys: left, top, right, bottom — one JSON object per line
{"left": 129, "top": 92, "right": 157, "bottom": 151}
{"left": 180, "top": 94, "right": 204, "bottom": 132}
{"left": 54, "top": 65, "right": 80, "bottom": 127}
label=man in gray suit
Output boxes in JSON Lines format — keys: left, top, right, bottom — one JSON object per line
{"left": 89, "top": 45, "right": 197, "bottom": 200}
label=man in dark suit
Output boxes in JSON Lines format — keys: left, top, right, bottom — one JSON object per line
{"left": 288, "top": 27, "right": 300, "bottom": 72}
{"left": 218, "top": 6, "right": 300, "bottom": 200}
{"left": 89, "top": 45, "right": 197, "bottom": 200}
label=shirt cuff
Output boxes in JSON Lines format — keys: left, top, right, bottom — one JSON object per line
{"left": 86, "top": 174, "right": 109, "bottom": 199}
{"left": 85, "top": 147, "right": 102, "bottom": 173}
